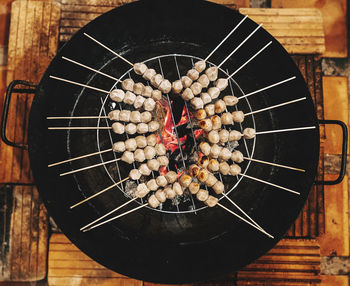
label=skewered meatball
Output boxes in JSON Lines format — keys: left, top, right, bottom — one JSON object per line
{"left": 215, "top": 100, "right": 226, "bottom": 114}
{"left": 205, "top": 195, "right": 218, "bottom": 207}
{"left": 120, "top": 110, "right": 131, "bottom": 122}
{"left": 165, "top": 171, "right": 177, "bottom": 184}
{"left": 189, "top": 182, "right": 200, "bottom": 194}
{"left": 181, "top": 88, "right": 194, "bottom": 101}
{"left": 141, "top": 111, "right": 152, "bottom": 123}
{"left": 144, "top": 98, "right": 156, "bottom": 111}
{"left": 130, "top": 111, "right": 141, "bottom": 123}
{"left": 134, "top": 95, "right": 146, "bottom": 109}
{"left": 201, "top": 92, "right": 211, "bottom": 105}
{"left": 109, "top": 89, "right": 125, "bottom": 102}
{"left": 208, "top": 159, "right": 220, "bottom": 172}
{"left": 147, "top": 179, "right": 158, "bottom": 191}
{"left": 221, "top": 112, "right": 233, "bottom": 125}
{"left": 151, "top": 74, "right": 163, "bottom": 88}
{"left": 135, "top": 183, "right": 149, "bottom": 198}
{"left": 137, "top": 123, "right": 148, "bottom": 134}
{"left": 219, "top": 147, "right": 231, "bottom": 161}
{"left": 146, "top": 134, "right": 157, "bottom": 146}
{"left": 205, "top": 66, "right": 218, "bottom": 81}
{"left": 231, "top": 150, "right": 244, "bottom": 163}
{"left": 190, "top": 82, "right": 202, "bottom": 96}
{"left": 229, "top": 130, "right": 243, "bottom": 141}
{"left": 243, "top": 128, "right": 256, "bottom": 139}
{"left": 223, "top": 95, "right": 238, "bottom": 106}
{"left": 230, "top": 164, "right": 241, "bottom": 175}
{"left": 108, "top": 110, "right": 120, "bottom": 121}
{"left": 157, "top": 156, "right": 169, "bottom": 166}
{"left": 215, "top": 78, "right": 228, "bottom": 91}
{"left": 125, "top": 123, "right": 137, "bottom": 135}
{"left": 143, "top": 68, "right": 156, "bottom": 81}
{"left": 156, "top": 176, "right": 168, "bottom": 187}
{"left": 144, "top": 146, "right": 156, "bottom": 160}
{"left": 211, "top": 115, "right": 222, "bottom": 130}
{"left": 125, "top": 138, "right": 137, "bottom": 151}
{"left": 219, "top": 162, "right": 230, "bottom": 175}
{"left": 195, "top": 109, "right": 207, "bottom": 120}
{"left": 112, "top": 122, "right": 125, "bottom": 134}
{"left": 148, "top": 194, "right": 160, "bottom": 208}
{"left": 142, "top": 86, "right": 153, "bottom": 98}
{"left": 208, "top": 87, "right": 220, "bottom": 99}
{"left": 208, "top": 130, "right": 220, "bottom": 144}
{"left": 179, "top": 174, "right": 192, "bottom": 187}
{"left": 147, "top": 158, "right": 160, "bottom": 171}
{"left": 155, "top": 189, "right": 167, "bottom": 203}
{"left": 205, "top": 104, "right": 215, "bottom": 117}
{"left": 205, "top": 173, "right": 218, "bottom": 187}
{"left": 219, "top": 129, "right": 229, "bottom": 144}
{"left": 133, "top": 62, "right": 147, "bottom": 75}
{"left": 124, "top": 91, "right": 136, "bottom": 105}
{"left": 155, "top": 144, "right": 166, "bottom": 156}
{"left": 129, "top": 169, "right": 141, "bottom": 180}
{"left": 210, "top": 144, "right": 222, "bottom": 159}
{"left": 113, "top": 141, "right": 125, "bottom": 153}
{"left": 198, "top": 169, "right": 209, "bottom": 183}
{"left": 121, "top": 151, "right": 134, "bottom": 164}
{"left": 139, "top": 163, "right": 152, "bottom": 176}
{"left": 148, "top": 121, "right": 160, "bottom": 133}
{"left": 159, "top": 79, "right": 172, "bottom": 94}
{"left": 200, "top": 118, "right": 212, "bottom": 132}
{"left": 198, "top": 74, "right": 210, "bottom": 88}
{"left": 199, "top": 142, "right": 211, "bottom": 156}
{"left": 188, "top": 164, "right": 200, "bottom": 177}
{"left": 173, "top": 182, "right": 184, "bottom": 196}
{"left": 152, "top": 89, "right": 162, "bottom": 101}
{"left": 172, "top": 80, "right": 183, "bottom": 94}
{"left": 135, "top": 136, "right": 147, "bottom": 148}
{"left": 232, "top": 111, "right": 245, "bottom": 123}
{"left": 122, "top": 79, "right": 134, "bottom": 91}
{"left": 198, "top": 156, "right": 209, "bottom": 168}
{"left": 196, "top": 189, "right": 209, "bottom": 201}
{"left": 164, "top": 186, "right": 176, "bottom": 199}
{"left": 194, "top": 60, "right": 206, "bottom": 73}
{"left": 133, "top": 82, "right": 144, "bottom": 95}
{"left": 213, "top": 181, "right": 224, "bottom": 194}
{"left": 191, "top": 97, "right": 204, "bottom": 110}
{"left": 187, "top": 69, "right": 199, "bottom": 81}
{"left": 134, "top": 149, "right": 146, "bottom": 162}
{"left": 181, "top": 76, "right": 192, "bottom": 88}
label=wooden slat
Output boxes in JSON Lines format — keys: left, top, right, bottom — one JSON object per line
{"left": 0, "top": 185, "right": 48, "bottom": 282}
{"left": 0, "top": 0, "right": 60, "bottom": 184}
{"left": 271, "top": 0, "right": 347, "bottom": 58}
{"left": 321, "top": 275, "right": 349, "bottom": 286}
{"left": 239, "top": 8, "right": 325, "bottom": 54}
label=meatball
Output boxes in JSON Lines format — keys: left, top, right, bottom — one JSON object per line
{"left": 210, "top": 144, "right": 222, "bottom": 159}
{"left": 129, "top": 169, "right": 141, "bottom": 180}
{"left": 231, "top": 150, "right": 244, "bottom": 163}
{"left": 155, "top": 144, "right": 166, "bottom": 156}
{"left": 134, "top": 149, "right": 146, "bottom": 162}
{"left": 108, "top": 110, "right": 120, "bottom": 121}
{"left": 190, "top": 82, "right": 202, "bottom": 96}
{"left": 196, "top": 189, "right": 209, "bottom": 202}
{"left": 158, "top": 79, "right": 172, "bottom": 94}
{"left": 215, "top": 100, "right": 226, "bottom": 114}
{"left": 223, "top": 95, "right": 238, "bottom": 106}
{"left": 198, "top": 156, "right": 210, "bottom": 168}
{"left": 119, "top": 110, "right": 131, "bottom": 122}
{"left": 187, "top": 69, "right": 199, "bottom": 81}
{"left": 156, "top": 176, "right": 168, "bottom": 187}
{"left": 141, "top": 111, "right": 152, "bottom": 123}
{"left": 213, "top": 181, "right": 224, "bottom": 194}
{"left": 205, "top": 173, "right": 218, "bottom": 187}
{"left": 191, "top": 97, "right": 204, "bottom": 110}
{"left": 109, "top": 89, "right": 125, "bottom": 102}
{"left": 142, "top": 86, "right": 153, "bottom": 98}
{"left": 189, "top": 182, "right": 200, "bottom": 194}
{"left": 164, "top": 186, "right": 176, "bottom": 199}
{"left": 121, "top": 78, "right": 134, "bottom": 91}
{"left": 230, "top": 164, "right": 241, "bottom": 176}
{"left": 229, "top": 130, "right": 243, "bottom": 141}
{"left": 133, "top": 95, "right": 145, "bottom": 109}
{"left": 219, "top": 129, "right": 230, "bottom": 144}
{"left": 200, "top": 92, "right": 211, "bottom": 105}
{"left": 112, "top": 122, "right": 124, "bottom": 134}
{"left": 148, "top": 194, "right": 160, "bottom": 208}
{"left": 221, "top": 112, "right": 233, "bottom": 125}
{"left": 124, "top": 91, "right": 136, "bottom": 105}
{"left": 143, "top": 68, "right": 156, "bottom": 81}
{"left": 205, "top": 195, "right": 218, "bottom": 207}
{"left": 147, "top": 179, "right": 159, "bottom": 191}
{"left": 208, "top": 159, "right": 220, "bottom": 172}
{"left": 144, "top": 146, "right": 156, "bottom": 160}
{"left": 157, "top": 155, "right": 169, "bottom": 166}
{"left": 205, "top": 66, "right": 218, "bottom": 81}
{"left": 181, "top": 88, "right": 194, "bottom": 101}
{"left": 232, "top": 111, "right": 245, "bottom": 123}
{"left": 194, "top": 60, "right": 206, "bottom": 73}
{"left": 146, "top": 134, "right": 158, "bottom": 146}
{"left": 200, "top": 118, "right": 212, "bottom": 132}
{"left": 144, "top": 98, "right": 156, "bottom": 111}
{"left": 125, "top": 123, "right": 137, "bottom": 135}
{"left": 219, "top": 162, "right": 230, "bottom": 175}
{"left": 148, "top": 121, "right": 160, "bottom": 133}
{"left": 152, "top": 89, "right": 162, "bottom": 101}
{"left": 172, "top": 80, "right": 183, "bottom": 94}
{"left": 199, "top": 142, "right": 211, "bottom": 156}
{"left": 208, "top": 130, "right": 220, "bottom": 144}
{"left": 198, "top": 169, "right": 209, "bottom": 183}
{"left": 155, "top": 189, "right": 167, "bottom": 203}
{"left": 135, "top": 183, "right": 149, "bottom": 198}
{"left": 195, "top": 109, "right": 207, "bottom": 120}
{"left": 211, "top": 115, "right": 222, "bottom": 130}
{"left": 181, "top": 76, "right": 192, "bottom": 88}
{"left": 215, "top": 78, "right": 228, "bottom": 91}
{"left": 188, "top": 164, "right": 200, "bottom": 177}
{"left": 208, "top": 87, "right": 220, "bottom": 99}
{"left": 151, "top": 74, "right": 163, "bottom": 88}
{"left": 165, "top": 171, "right": 177, "bottom": 184}
{"left": 130, "top": 111, "right": 142, "bottom": 123}
{"left": 133, "top": 82, "right": 144, "bottom": 95}
{"left": 179, "top": 174, "right": 192, "bottom": 187}
{"left": 121, "top": 151, "right": 134, "bottom": 164}
{"left": 147, "top": 158, "right": 160, "bottom": 171}
{"left": 139, "top": 163, "right": 152, "bottom": 176}
{"left": 125, "top": 138, "right": 137, "bottom": 151}
{"left": 243, "top": 128, "right": 256, "bottom": 139}
{"left": 136, "top": 123, "right": 148, "bottom": 134}
{"left": 205, "top": 104, "right": 215, "bottom": 116}
{"left": 133, "top": 62, "right": 147, "bottom": 75}
{"left": 219, "top": 147, "right": 231, "bottom": 161}
{"left": 173, "top": 182, "right": 184, "bottom": 196}
{"left": 113, "top": 141, "right": 125, "bottom": 153}
{"left": 198, "top": 74, "right": 210, "bottom": 88}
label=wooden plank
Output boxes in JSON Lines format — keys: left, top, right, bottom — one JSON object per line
{"left": 0, "top": 0, "right": 61, "bottom": 184}
{"left": 239, "top": 8, "right": 325, "bottom": 54}
{"left": 0, "top": 185, "right": 48, "bottom": 282}
{"left": 271, "top": 0, "right": 347, "bottom": 58}
{"left": 321, "top": 275, "right": 349, "bottom": 286}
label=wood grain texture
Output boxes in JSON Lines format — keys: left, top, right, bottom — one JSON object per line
{"left": 0, "top": 185, "right": 48, "bottom": 282}
{"left": 239, "top": 8, "right": 325, "bottom": 54}
{"left": 321, "top": 275, "right": 349, "bottom": 286}
{"left": 0, "top": 0, "right": 61, "bottom": 184}
{"left": 271, "top": 0, "right": 347, "bottom": 58}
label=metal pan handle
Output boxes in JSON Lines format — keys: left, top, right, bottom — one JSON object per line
{"left": 315, "top": 119, "right": 348, "bottom": 185}
{"left": 1, "top": 80, "right": 37, "bottom": 149}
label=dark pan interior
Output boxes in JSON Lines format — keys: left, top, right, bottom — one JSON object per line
{"left": 28, "top": 0, "right": 320, "bottom": 283}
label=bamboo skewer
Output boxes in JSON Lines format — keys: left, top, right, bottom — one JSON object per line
{"left": 256, "top": 126, "right": 316, "bottom": 135}
{"left": 204, "top": 15, "right": 249, "bottom": 62}
{"left": 239, "top": 173, "right": 300, "bottom": 195}
{"left": 47, "top": 116, "right": 108, "bottom": 120}
{"left": 238, "top": 76, "right": 296, "bottom": 100}
{"left": 48, "top": 126, "right": 112, "bottom": 130}
{"left": 218, "top": 24, "right": 263, "bottom": 68}
{"left": 70, "top": 177, "right": 129, "bottom": 209}
{"left": 60, "top": 157, "right": 121, "bottom": 177}
{"left": 48, "top": 148, "right": 113, "bottom": 167}
{"left": 227, "top": 41, "right": 272, "bottom": 80}
{"left": 243, "top": 157, "right": 305, "bottom": 172}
